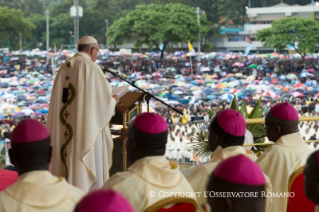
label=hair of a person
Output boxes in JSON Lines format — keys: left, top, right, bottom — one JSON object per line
{"left": 209, "top": 116, "right": 245, "bottom": 145}
{"left": 11, "top": 137, "right": 51, "bottom": 168}
{"left": 77, "top": 43, "right": 94, "bottom": 52}
{"left": 130, "top": 124, "right": 168, "bottom": 151}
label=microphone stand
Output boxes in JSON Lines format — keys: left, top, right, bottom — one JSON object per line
{"left": 99, "top": 65, "right": 183, "bottom": 115}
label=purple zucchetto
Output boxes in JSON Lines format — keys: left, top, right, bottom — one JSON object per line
{"left": 134, "top": 113, "right": 168, "bottom": 134}
{"left": 10, "top": 119, "right": 50, "bottom": 143}
{"left": 270, "top": 103, "right": 299, "bottom": 121}
{"left": 217, "top": 109, "right": 246, "bottom": 137}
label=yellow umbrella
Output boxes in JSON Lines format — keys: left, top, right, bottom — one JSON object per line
{"left": 247, "top": 75, "right": 256, "bottom": 82}
{"left": 1, "top": 104, "right": 20, "bottom": 115}
{"left": 27, "top": 96, "right": 36, "bottom": 100}
{"left": 190, "top": 86, "right": 201, "bottom": 91}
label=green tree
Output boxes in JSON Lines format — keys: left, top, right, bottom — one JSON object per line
{"left": 256, "top": 17, "right": 319, "bottom": 59}
{"left": 50, "top": 13, "right": 73, "bottom": 49}
{"left": 0, "top": 6, "right": 35, "bottom": 50}
{"left": 21, "top": 0, "right": 44, "bottom": 16}
{"left": 26, "top": 14, "right": 47, "bottom": 49}
{"left": 107, "top": 3, "right": 210, "bottom": 59}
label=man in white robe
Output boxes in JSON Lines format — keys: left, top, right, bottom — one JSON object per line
{"left": 47, "top": 36, "right": 119, "bottom": 192}
{"left": 103, "top": 113, "right": 196, "bottom": 211}
{"left": 0, "top": 119, "right": 85, "bottom": 212}
{"left": 257, "top": 103, "right": 313, "bottom": 212}
{"left": 187, "top": 110, "right": 272, "bottom": 212}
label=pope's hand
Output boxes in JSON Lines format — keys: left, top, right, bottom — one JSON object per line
{"left": 112, "top": 95, "right": 120, "bottom": 104}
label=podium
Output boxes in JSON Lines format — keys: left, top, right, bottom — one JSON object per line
{"left": 110, "top": 92, "right": 145, "bottom": 175}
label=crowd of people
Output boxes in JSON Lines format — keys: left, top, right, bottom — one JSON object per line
{"left": 0, "top": 103, "right": 318, "bottom": 212}
{"left": 1, "top": 37, "right": 319, "bottom": 211}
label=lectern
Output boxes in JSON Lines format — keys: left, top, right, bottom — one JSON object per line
{"left": 110, "top": 92, "right": 145, "bottom": 174}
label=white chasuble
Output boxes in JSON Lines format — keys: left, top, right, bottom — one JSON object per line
{"left": 47, "top": 52, "right": 116, "bottom": 192}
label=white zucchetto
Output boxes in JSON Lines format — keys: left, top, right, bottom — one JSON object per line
{"left": 78, "top": 36, "right": 98, "bottom": 45}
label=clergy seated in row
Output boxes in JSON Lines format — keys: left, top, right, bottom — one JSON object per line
{"left": 256, "top": 103, "right": 313, "bottom": 212}
{"left": 0, "top": 119, "right": 85, "bottom": 212}
{"left": 102, "top": 113, "right": 196, "bottom": 211}
{"left": 74, "top": 190, "right": 134, "bottom": 212}
{"left": 187, "top": 109, "right": 272, "bottom": 212}
{"left": 206, "top": 155, "right": 267, "bottom": 212}
{"left": 304, "top": 150, "right": 319, "bottom": 212}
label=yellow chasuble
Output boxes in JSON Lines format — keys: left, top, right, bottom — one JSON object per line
{"left": 102, "top": 156, "right": 197, "bottom": 212}
{"left": 187, "top": 146, "right": 273, "bottom": 212}
{"left": 256, "top": 133, "right": 313, "bottom": 212}
{"left": 0, "top": 171, "right": 85, "bottom": 212}
{"left": 47, "top": 52, "right": 116, "bottom": 192}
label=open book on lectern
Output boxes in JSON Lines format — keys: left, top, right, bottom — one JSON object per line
{"left": 111, "top": 86, "right": 129, "bottom": 98}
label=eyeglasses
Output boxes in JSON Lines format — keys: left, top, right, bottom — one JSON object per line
{"left": 94, "top": 47, "right": 101, "bottom": 57}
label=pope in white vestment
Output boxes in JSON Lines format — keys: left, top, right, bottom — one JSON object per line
{"left": 47, "top": 37, "right": 117, "bottom": 192}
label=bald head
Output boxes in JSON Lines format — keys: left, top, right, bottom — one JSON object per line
{"left": 304, "top": 151, "right": 319, "bottom": 204}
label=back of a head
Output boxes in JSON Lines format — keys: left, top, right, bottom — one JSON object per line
{"left": 207, "top": 155, "right": 266, "bottom": 212}
{"left": 265, "top": 102, "right": 299, "bottom": 141}
{"left": 304, "top": 150, "right": 319, "bottom": 204}
{"left": 10, "top": 119, "right": 51, "bottom": 175}
{"left": 209, "top": 109, "right": 246, "bottom": 148}
{"left": 77, "top": 36, "right": 98, "bottom": 52}
{"left": 75, "top": 190, "right": 134, "bottom": 212}
{"left": 126, "top": 113, "right": 168, "bottom": 164}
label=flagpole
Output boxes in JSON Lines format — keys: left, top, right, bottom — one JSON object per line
{"left": 190, "top": 56, "right": 193, "bottom": 75}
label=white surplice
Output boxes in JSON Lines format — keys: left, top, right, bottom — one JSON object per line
{"left": 47, "top": 52, "right": 116, "bottom": 192}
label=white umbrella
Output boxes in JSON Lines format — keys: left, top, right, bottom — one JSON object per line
{"left": 173, "top": 91, "right": 183, "bottom": 95}
{"left": 167, "top": 100, "right": 180, "bottom": 105}
{"left": 200, "top": 67, "right": 210, "bottom": 72}
{"left": 21, "top": 108, "right": 35, "bottom": 116}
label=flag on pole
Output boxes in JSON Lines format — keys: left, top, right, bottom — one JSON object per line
{"left": 188, "top": 40, "right": 195, "bottom": 54}
{"left": 246, "top": 37, "right": 252, "bottom": 43}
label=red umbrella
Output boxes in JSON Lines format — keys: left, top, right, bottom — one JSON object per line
{"left": 0, "top": 119, "right": 14, "bottom": 125}
{"left": 41, "top": 104, "right": 49, "bottom": 107}
{"left": 293, "top": 83, "right": 306, "bottom": 88}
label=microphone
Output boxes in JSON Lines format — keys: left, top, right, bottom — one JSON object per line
{"left": 97, "top": 64, "right": 119, "bottom": 75}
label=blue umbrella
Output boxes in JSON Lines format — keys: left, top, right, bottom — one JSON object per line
{"left": 37, "top": 109, "right": 48, "bottom": 114}
{"left": 180, "top": 99, "right": 190, "bottom": 104}
{"left": 278, "top": 75, "right": 286, "bottom": 80}
{"left": 207, "top": 95, "right": 216, "bottom": 100}
{"left": 190, "top": 81, "right": 198, "bottom": 85}
{"left": 102, "top": 56, "right": 108, "bottom": 60}
{"left": 220, "top": 78, "right": 229, "bottom": 82}
{"left": 237, "top": 94, "right": 247, "bottom": 98}
{"left": 171, "top": 95, "right": 181, "bottom": 100}
{"left": 203, "top": 88, "right": 213, "bottom": 94}
{"left": 163, "top": 93, "right": 170, "bottom": 98}
{"left": 219, "top": 93, "right": 233, "bottom": 100}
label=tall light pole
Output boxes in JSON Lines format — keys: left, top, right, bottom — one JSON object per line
{"left": 69, "top": 31, "right": 73, "bottom": 50}
{"left": 70, "top": 0, "right": 82, "bottom": 47}
{"left": 196, "top": 7, "right": 204, "bottom": 62}
{"left": 45, "top": 10, "right": 50, "bottom": 51}
{"left": 105, "top": 19, "right": 108, "bottom": 49}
